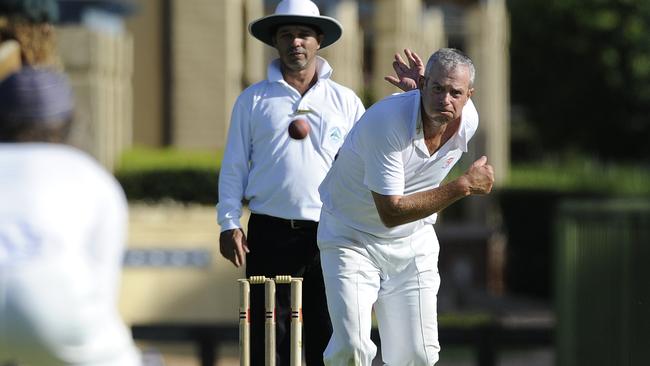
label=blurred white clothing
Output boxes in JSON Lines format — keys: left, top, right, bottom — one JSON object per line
{"left": 0, "top": 143, "right": 140, "bottom": 366}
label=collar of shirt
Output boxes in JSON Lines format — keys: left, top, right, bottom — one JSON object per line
{"left": 411, "top": 90, "right": 476, "bottom": 155}
{"left": 267, "top": 56, "right": 333, "bottom": 85}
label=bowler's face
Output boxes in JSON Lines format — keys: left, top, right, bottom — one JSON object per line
{"left": 273, "top": 25, "right": 323, "bottom": 72}
{"left": 421, "top": 64, "right": 474, "bottom": 124}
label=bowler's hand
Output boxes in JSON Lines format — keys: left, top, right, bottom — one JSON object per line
{"left": 459, "top": 156, "right": 495, "bottom": 195}
{"left": 219, "top": 228, "right": 249, "bottom": 268}
{"left": 384, "top": 48, "right": 425, "bottom": 92}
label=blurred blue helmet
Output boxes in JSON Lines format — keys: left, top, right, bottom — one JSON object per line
{"left": 0, "top": 67, "right": 74, "bottom": 125}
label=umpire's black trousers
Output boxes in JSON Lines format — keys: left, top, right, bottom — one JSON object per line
{"left": 245, "top": 213, "right": 332, "bottom": 366}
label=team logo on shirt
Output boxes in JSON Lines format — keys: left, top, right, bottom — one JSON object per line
{"left": 328, "top": 127, "right": 344, "bottom": 144}
{"left": 443, "top": 156, "right": 455, "bottom": 168}
{"left": 0, "top": 220, "right": 43, "bottom": 264}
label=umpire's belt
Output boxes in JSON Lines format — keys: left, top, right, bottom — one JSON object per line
{"left": 253, "top": 213, "right": 318, "bottom": 230}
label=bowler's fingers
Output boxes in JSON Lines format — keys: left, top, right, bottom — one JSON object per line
{"left": 464, "top": 156, "right": 494, "bottom": 195}
{"left": 471, "top": 155, "right": 488, "bottom": 167}
{"left": 476, "top": 163, "right": 495, "bottom": 194}
{"left": 384, "top": 75, "right": 401, "bottom": 88}
{"left": 394, "top": 52, "right": 408, "bottom": 68}
{"left": 483, "top": 162, "right": 494, "bottom": 182}
{"left": 404, "top": 49, "right": 424, "bottom": 71}
{"left": 392, "top": 60, "right": 407, "bottom": 76}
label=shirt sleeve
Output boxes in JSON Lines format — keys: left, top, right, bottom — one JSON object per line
{"left": 360, "top": 112, "right": 406, "bottom": 196}
{"left": 352, "top": 96, "right": 366, "bottom": 124}
{"left": 217, "top": 95, "right": 252, "bottom": 231}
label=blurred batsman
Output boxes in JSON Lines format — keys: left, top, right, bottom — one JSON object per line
{"left": 0, "top": 68, "right": 141, "bottom": 365}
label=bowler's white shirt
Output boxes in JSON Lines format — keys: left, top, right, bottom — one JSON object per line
{"left": 319, "top": 90, "right": 478, "bottom": 239}
{"left": 0, "top": 143, "right": 140, "bottom": 365}
{"left": 218, "top": 57, "right": 365, "bottom": 231}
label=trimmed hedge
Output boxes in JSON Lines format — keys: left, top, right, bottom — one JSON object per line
{"left": 115, "top": 149, "right": 650, "bottom": 203}
{"left": 506, "top": 160, "right": 650, "bottom": 196}
{"left": 115, "top": 148, "right": 220, "bottom": 204}
{"left": 118, "top": 147, "right": 222, "bottom": 173}
{"left": 116, "top": 168, "right": 218, "bottom": 205}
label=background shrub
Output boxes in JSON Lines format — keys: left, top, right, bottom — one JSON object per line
{"left": 115, "top": 147, "right": 221, "bottom": 204}
{"left": 115, "top": 149, "right": 649, "bottom": 204}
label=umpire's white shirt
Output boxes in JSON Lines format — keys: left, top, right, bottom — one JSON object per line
{"left": 218, "top": 57, "right": 365, "bottom": 231}
{"left": 0, "top": 144, "right": 140, "bottom": 365}
{"left": 319, "top": 90, "right": 478, "bottom": 239}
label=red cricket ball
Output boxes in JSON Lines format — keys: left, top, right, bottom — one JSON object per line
{"left": 288, "top": 119, "right": 310, "bottom": 140}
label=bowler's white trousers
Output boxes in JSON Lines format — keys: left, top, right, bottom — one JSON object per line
{"left": 317, "top": 209, "right": 441, "bottom": 366}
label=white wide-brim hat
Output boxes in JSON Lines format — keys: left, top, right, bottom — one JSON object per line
{"left": 248, "top": 0, "right": 343, "bottom": 49}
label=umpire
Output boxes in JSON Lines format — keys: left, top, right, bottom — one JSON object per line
{"left": 217, "top": 0, "right": 365, "bottom": 365}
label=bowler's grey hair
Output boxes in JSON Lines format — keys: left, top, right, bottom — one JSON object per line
{"left": 425, "top": 48, "right": 475, "bottom": 87}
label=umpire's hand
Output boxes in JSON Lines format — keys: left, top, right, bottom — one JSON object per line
{"left": 219, "top": 228, "right": 249, "bottom": 267}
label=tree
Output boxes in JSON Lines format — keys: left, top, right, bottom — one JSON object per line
{"left": 508, "top": 0, "right": 650, "bottom": 162}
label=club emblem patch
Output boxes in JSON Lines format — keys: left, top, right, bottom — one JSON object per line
{"left": 443, "top": 156, "right": 455, "bottom": 168}
{"left": 328, "top": 127, "right": 343, "bottom": 143}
